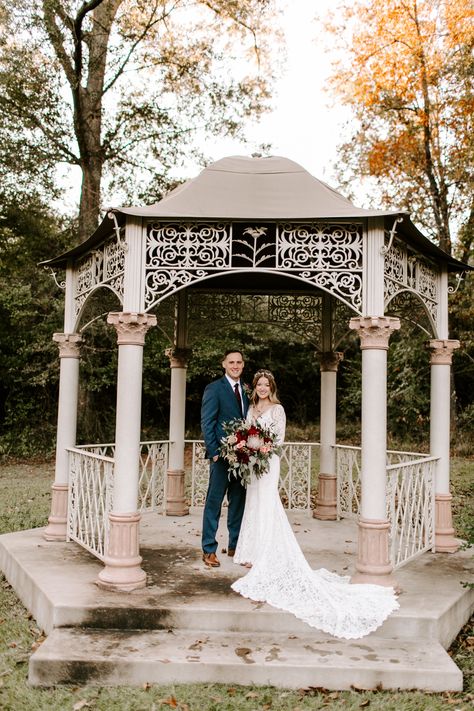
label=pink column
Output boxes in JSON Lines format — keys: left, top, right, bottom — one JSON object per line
{"left": 427, "top": 339, "right": 460, "bottom": 553}
{"left": 97, "top": 312, "right": 156, "bottom": 592}
{"left": 349, "top": 316, "right": 400, "bottom": 587}
{"left": 44, "top": 333, "right": 82, "bottom": 541}
{"left": 314, "top": 351, "right": 343, "bottom": 520}
{"left": 165, "top": 347, "right": 191, "bottom": 516}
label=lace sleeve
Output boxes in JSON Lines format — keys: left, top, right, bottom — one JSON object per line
{"left": 271, "top": 405, "right": 286, "bottom": 444}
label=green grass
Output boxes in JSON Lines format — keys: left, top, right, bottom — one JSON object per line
{"left": 0, "top": 458, "right": 473, "bottom": 711}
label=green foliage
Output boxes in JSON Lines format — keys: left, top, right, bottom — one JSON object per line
{"left": 183, "top": 323, "right": 321, "bottom": 434}
{"left": 0, "top": 196, "right": 73, "bottom": 457}
{"left": 337, "top": 324, "right": 474, "bottom": 451}
{"left": 0, "top": 0, "right": 279, "bottom": 238}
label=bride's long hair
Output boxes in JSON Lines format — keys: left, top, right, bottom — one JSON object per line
{"left": 251, "top": 369, "right": 280, "bottom": 406}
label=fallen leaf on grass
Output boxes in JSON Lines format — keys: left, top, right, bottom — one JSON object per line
{"left": 359, "top": 701, "right": 371, "bottom": 707}
{"left": 158, "top": 696, "right": 178, "bottom": 707}
{"left": 245, "top": 691, "right": 259, "bottom": 698}
{"left": 226, "top": 687, "right": 237, "bottom": 696}
{"left": 72, "top": 700, "right": 92, "bottom": 710}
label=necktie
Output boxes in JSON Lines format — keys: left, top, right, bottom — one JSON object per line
{"left": 234, "top": 382, "right": 242, "bottom": 414}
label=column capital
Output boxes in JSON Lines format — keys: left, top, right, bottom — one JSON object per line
{"left": 427, "top": 339, "right": 460, "bottom": 365}
{"left": 164, "top": 347, "right": 192, "bottom": 368}
{"left": 319, "top": 351, "right": 344, "bottom": 372}
{"left": 107, "top": 312, "right": 157, "bottom": 345}
{"left": 53, "top": 332, "right": 82, "bottom": 358}
{"left": 349, "top": 316, "right": 400, "bottom": 350}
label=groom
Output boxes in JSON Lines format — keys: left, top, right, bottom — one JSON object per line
{"left": 201, "top": 349, "right": 249, "bottom": 567}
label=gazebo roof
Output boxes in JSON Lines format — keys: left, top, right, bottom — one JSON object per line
{"left": 119, "top": 155, "right": 399, "bottom": 220}
{"left": 44, "top": 155, "right": 471, "bottom": 272}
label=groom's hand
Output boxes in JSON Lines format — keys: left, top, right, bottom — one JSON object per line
{"left": 212, "top": 455, "right": 219, "bottom": 462}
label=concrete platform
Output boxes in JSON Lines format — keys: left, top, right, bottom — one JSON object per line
{"left": 1, "top": 510, "right": 473, "bottom": 690}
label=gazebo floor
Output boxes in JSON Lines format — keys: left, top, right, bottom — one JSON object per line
{"left": 0, "top": 510, "right": 472, "bottom": 691}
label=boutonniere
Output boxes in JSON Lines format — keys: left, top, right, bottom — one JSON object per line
{"left": 242, "top": 383, "right": 252, "bottom": 399}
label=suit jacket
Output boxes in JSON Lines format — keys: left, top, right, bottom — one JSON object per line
{"left": 201, "top": 376, "right": 249, "bottom": 460}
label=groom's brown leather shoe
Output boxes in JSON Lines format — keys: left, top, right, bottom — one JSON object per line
{"left": 227, "top": 548, "right": 235, "bottom": 557}
{"left": 202, "top": 552, "right": 220, "bottom": 567}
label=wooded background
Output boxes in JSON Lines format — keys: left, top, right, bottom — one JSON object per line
{"left": 0, "top": 0, "right": 472, "bottom": 457}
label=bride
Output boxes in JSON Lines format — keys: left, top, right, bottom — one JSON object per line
{"left": 231, "top": 369, "right": 399, "bottom": 639}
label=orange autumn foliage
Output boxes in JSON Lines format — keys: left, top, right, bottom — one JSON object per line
{"left": 325, "top": 0, "right": 474, "bottom": 255}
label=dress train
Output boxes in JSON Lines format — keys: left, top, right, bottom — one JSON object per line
{"left": 231, "top": 405, "right": 399, "bottom": 639}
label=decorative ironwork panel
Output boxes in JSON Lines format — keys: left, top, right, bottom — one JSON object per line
{"left": 188, "top": 293, "right": 322, "bottom": 346}
{"left": 74, "top": 232, "right": 125, "bottom": 318}
{"left": 139, "top": 442, "right": 169, "bottom": 512}
{"left": 384, "top": 238, "right": 439, "bottom": 327}
{"left": 268, "top": 294, "right": 321, "bottom": 327}
{"left": 384, "top": 291, "right": 435, "bottom": 336}
{"left": 67, "top": 448, "right": 114, "bottom": 561}
{"left": 278, "top": 223, "right": 363, "bottom": 311}
{"left": 387, "top": 457, "right": 436, "bottom": 568}
{"left": 279, "top": 223, "right": 362, "bottom": 270}
{"left": 336, "top": 446, "right": 361, "bottom": 519}
{"left": 333, "top": 299, "right": 356, "bottom": 349}
{"left": 189, "top": 441, "right": 210, "bottom": 507}
{"left": 188, "top": 440, "right": 312, "bottom": 510}
{"left": 279, "top": 443, "right": 313, "bottom": 509}
{"left": 148, "top": 223, "right": 230, "bottom": 268}
{"left": 145, "top": 221, "right": 364, "bottom": 312}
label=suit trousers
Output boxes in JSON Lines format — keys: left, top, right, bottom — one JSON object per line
{"left": 202, "top": 456, "right": 246, "bottom": 553}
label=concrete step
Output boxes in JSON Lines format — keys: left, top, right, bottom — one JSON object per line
{"left": 29, "top": 627, "right": 463, "bottom": 691}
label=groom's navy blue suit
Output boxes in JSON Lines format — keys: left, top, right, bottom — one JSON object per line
{"left": 201, "top": 376, "right": 249, "bottom": 554}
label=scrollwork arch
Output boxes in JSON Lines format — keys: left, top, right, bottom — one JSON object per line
{"left": 385, "top": 289, "right": 437, "bottom": 338}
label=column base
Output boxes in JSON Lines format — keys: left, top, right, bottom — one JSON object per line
{"left": 43, "top": 483, "right": 69, "bottom": 542}
{"left": 351, "top": 517, "right": 399, "bottom": 590}
{"left": 313, "top": 473, "right": 337, "bottom": 520}
{"left": 165, "top": 469, "right": 189, "bottom": 517}
{"left": 435, "top": 493, "right": 459, "bottom": 553}
{"left": 96, "top": 512, "right": 147, "bottom": 592}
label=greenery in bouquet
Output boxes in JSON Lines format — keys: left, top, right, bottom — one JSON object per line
{"left": 219, "top": 418, "right": 282, "bottom": 487}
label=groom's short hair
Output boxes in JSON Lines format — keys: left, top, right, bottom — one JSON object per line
{"left": 223, "top": 348, "right": 244, "bottom": 359}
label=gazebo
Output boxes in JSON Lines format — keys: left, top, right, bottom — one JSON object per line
{"left": 41, "top": 155, "right": 470, "bottom": 593}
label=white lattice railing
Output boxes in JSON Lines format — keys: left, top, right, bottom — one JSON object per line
{"left": 387, "top": 456, "right": 436, "bottom": 568}
{"left": 187, "top": 440, "right": 318, "bottom": 510}
{"left": 335, "top": 445, "right": 429, "bottom": 519}
{"left": 68, "top": 439, "right": 436, "bottom": 569}
{"left": 69, "top": 441, "right": 169, "bottom": 560}
{"left": 138, "top": 441, "right": 169, "bottom": 512}
{"left": 335, "top": 445, "right": 361, "bottom": 519}
{"left": 335, "top": 444, "right": 437, "bottom": 568}
{"left": 67, "top": 447, "right": 114, "bottom": 560}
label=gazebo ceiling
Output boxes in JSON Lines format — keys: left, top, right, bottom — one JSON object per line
{"left": 43, "top": 155, "right": 471, "bottom": 272}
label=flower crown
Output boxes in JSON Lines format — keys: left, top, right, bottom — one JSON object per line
{"left": 253, "top": 369, "right": 275, "bottom": 382}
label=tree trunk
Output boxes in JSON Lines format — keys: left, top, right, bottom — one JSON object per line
{"left": 79, "top": 152, "right": 104, "bottom": 242}
{"left": 74, "top": 0, "right": 121, "bottom": 241}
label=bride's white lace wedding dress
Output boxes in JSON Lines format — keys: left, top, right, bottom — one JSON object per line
{"left": 232, "top": 404, "right": 399, "bottom": 639}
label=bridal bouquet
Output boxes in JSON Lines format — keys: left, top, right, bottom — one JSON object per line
{"left": 220, "top": 418, "right": 281, "bottom": 487}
